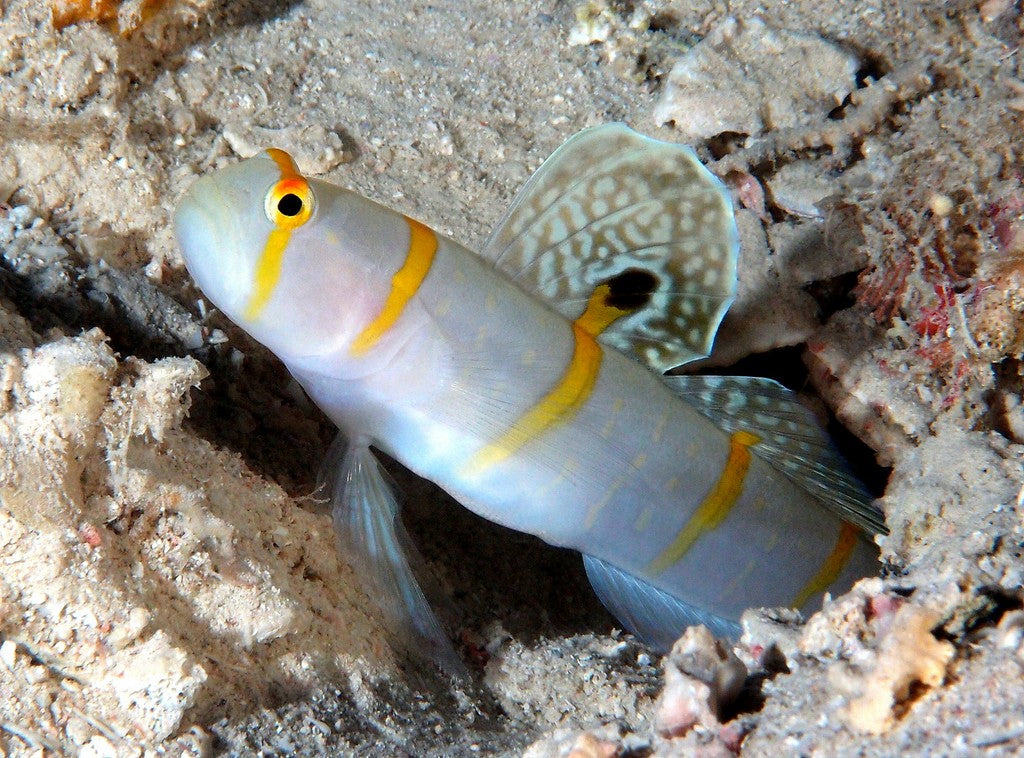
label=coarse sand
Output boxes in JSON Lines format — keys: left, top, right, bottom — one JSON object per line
{"left": 1, "top": 0, "right": 1023, "bottom": 754}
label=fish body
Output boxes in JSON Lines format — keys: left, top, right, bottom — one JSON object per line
{"left": 175, "top": 126, "right": 881, "bottom": 666}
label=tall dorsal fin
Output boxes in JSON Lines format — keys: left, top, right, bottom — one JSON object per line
{"left": 482, "top": 124, "right": 739, "bottom": 372}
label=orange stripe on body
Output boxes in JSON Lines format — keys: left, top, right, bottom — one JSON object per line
{"left": 647, "top": 430, "right": 761, "bottom": 576}
{"left": 350, "top": 216, "right": 437, "bottom": 356}
{"left": 467, "top": 322, "right": 601, "bottom": 472}
{"left": 465, "top": 284, "right": 630, "bottom": 474}
{"left": 792, "top": 521, "right": 861, "bottom": 609}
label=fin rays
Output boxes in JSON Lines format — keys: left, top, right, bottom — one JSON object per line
{"left": 325, "top": 439, "right": 466, "bottom": 677}
{"left": 482, "top": 124, "right": 739, "bottom": 372}
{"left": 665, "top": 375, "right": 887, "bottom": 535}
{"left": 505, "top": 198, "right": 668, "bottom": 280}
{"left": 583, "top": 554, "right": 741, "bottom": 651}
{"left": 488, "top": 142, "right": 654, "bottom": 268}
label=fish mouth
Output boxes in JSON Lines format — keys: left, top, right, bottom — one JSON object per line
{"left": 174, "top": 176, "right": 252, "bottom": 263}
{"left": 173, "top": 177, "right": 252, "bottom": 314}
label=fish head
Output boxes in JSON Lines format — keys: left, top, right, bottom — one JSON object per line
{"left": 174, "top": 148, "right": 388, "bottom": 362}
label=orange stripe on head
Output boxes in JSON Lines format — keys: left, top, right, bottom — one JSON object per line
{"left": 647, "top": 430, "right": 760, "bottom": 576}
{"left": 266, "top": 148, "right": 300, "bottom": 179}
{"left": 243, "top": 227, "right": 291, "bottom": 321}
{"left": 243, "top": 149, "right": 315, "bottom": 321}
{"left": 350, "top": 216, "right": 438, "bottom": 356}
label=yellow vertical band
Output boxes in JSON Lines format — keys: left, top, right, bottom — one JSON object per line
{"left": 350, "top": 216, "right": 437, "bottom": 357}
{"left": 244, "top": 228, "right": 292, "bottom": 320}
{"left": 647, "top": 430, "right": 761, "bottom": 576}
{"left": 792, "top": 521, "right": 861, "bottom": 609}
{"left": 467, "top": 324, "right": 602, "bottom": 472}
{"left": 243, "top": 149, "right": 304, "bottom": 321}
{"left": 464, "top": 285, "right": 631, "bottom": 475}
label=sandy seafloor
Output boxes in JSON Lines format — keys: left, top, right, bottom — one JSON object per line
{"left": 1, "top": 0, "right": 1024, "bottom": 755}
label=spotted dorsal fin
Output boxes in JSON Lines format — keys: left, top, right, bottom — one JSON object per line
{"left": 482, "top": 124, "right": 739, "bottom": 372}
{"left": 664, "top": 374, "right": 888, "bottom": 536}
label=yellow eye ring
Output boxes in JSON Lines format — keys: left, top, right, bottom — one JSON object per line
{"left": 264, "top": 177, "right": 315, "bottom": 230}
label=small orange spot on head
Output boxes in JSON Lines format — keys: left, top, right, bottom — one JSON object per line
{"left": 265, "top": 148, "right": 301, "bottom": 179}
{"left": 276, "top": 177, "right": 308, "bottom": 196}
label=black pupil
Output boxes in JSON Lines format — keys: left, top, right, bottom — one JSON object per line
{"left": 278, "top": 193, "right": 303, "bottom": 217}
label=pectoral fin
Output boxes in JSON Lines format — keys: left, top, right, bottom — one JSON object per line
{"left": 324, "top": 437, "right": 465, "bottom": 677}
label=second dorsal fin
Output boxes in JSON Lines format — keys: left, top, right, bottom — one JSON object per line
{"left": 482, "top": 124, "right": 739, "bottom": 372}
{"left": 664, "top": 374, "right": 888, "bottom": 536}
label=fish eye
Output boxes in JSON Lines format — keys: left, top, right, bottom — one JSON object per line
{"left": 277, "top": 193, "right": 303, "bottom": 217}
{"left": 265, "top": 178, "right": 315, "bottom": 229}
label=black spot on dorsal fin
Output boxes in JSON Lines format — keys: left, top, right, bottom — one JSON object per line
{"left": 604, "top": 268, "right": 659, "bottom": 311}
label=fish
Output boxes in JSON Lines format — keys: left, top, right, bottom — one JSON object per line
{"left": 174, "top": 124, "right": 883, "bottom": 673}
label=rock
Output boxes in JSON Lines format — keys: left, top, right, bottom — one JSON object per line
{"left": 766, "top": 161, "right": 840, "bottom": 219}
{"left": 836, "top": 605, "right": 955, "bottom": 735}
{"left": 484, "top": 634, "right": 656, "bottom": 731}
{"left": 222, "top": 122, "right": 351, "bottom": 174}
{"left": 654, "top": 626, "right": 747, "bottom": 738}
{"left": 695, "top": 209, "right": 821, "bottom": 368}
{"left": 0, "top": 316, "right": 391, "bottom": 749}
{"left": 654, "top": 18, "right": 859, "bottom": 142}
{"left": 738, "top": 607, "right": 804, "bottom": 671}
{"left": 523, "top": 726, "right": 624, "bottom": 758}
